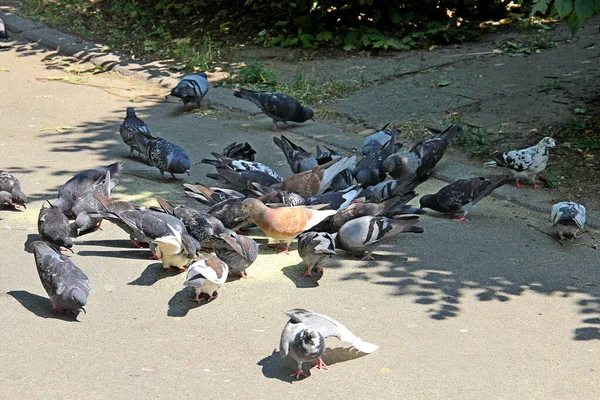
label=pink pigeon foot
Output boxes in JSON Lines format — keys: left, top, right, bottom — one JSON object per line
{"left": 190, "top": 293, "right": 203, "bottom": 303}
{"left": 170, "top": 173, "right": 183, "bottom": 181}
{"left": 532, "top": 181, "right": 542, "bottom": 189}
{"left": 291, "top": 368, "right": 306, "bottom": 379}
{"left": 149, "top": 254, "right": 159, "bottom": 260}
{"left": 300, "top": 269, "right": 313, "bottom": 277}
{"left": 313, "top": 358, "right": 328, "bottom": 370}
{"left": 235, "top": 230, "right": 249, "bottom": 235}
{"left": 452, "top": 215, "right": 469, "bottom": 222}
{"left": 514, "top": 179, "right": 524, "bottom": 188}
{"left": 131, "top": 240, "right": 145, "bottom": 249}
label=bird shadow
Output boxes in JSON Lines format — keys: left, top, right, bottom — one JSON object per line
{"left": 23, "top": 233, "right": 41, "bottom": 254}
{"left": 257, "top": 347, "right": 369, "bottom": 382}
{"left": 7, "top": 290, "right": 80, "bottom": 322}
{"left": 128, "top": 262, "right": 184, "bottom": 286}
{"left": 78, "top": 239, "right": 141, "bottom": 249}
{"left": 77, "top": 249, "right": 149, "bottom": 260}
{"left": 167, "top": 287, "right": 210, "bottom": 317}
{"left": 281, "top": 263, "right": 322, "bottom": 288}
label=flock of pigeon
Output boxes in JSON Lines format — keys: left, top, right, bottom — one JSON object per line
{"left": 0, "top": 70, "right": 589, "bottom": 379}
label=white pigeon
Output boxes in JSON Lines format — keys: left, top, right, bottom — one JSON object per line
{"left": 280, "top": 308, "right": 379, "bottom": 379}
{"left": 183, "top": 257, "right": 228, "bottom": 302}
{"left": 484, "top": 137, "right": 556, "bottom": 188}
{"left": 551, "top": 201, "right": 586, "bottom": 240}
{"left": 153, "top": 224, "right": 200, "bottom": 270}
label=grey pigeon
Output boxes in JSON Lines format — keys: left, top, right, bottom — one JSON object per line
{"left": 184, "top": 183, "right": 245, "bottom": 206}
{"left": 354, "top": 130, "right": 398, "bottom": 188}
{"left": 153, "top": 224, "right": 201, "bottom": 270}
{"left": 207, "top": 167, "right": 282, "bottom": 192}
{"left": 249, "top": 183, "right": 307, "bottom": 207}
{"left": 184, "top": 257, "right": 228, "bottom": 302}
{"left": 280, "top": 308, "right": 378, "bottom": 379}
{"left": 202, "top": 153, "right": 284, "bottom": 182}
{"left": 419, "top": 175, "right": 513, "bottom": 221}
{"left": 207, "top": 192, "right": 277, "bottom": 231}
{"left": 38, "top": 202, "right": 73, "bottom": 252}
{"left": 72, "top": 171, "right": 118, "bottom": 235}
{"left": 0, "top": 17, "right": 9, "bottom": 40}
{"left": 0, "top": 191, "right": 15, "bottom": 208}
{"left": 168, "top": 73, "right": 209, "bottom": 110}
{"left": 53, "top": 161, "right": 124, "bottom": 218}
{"left": 32, "top": 240, "right": 90, "bottom": 315}
{"left": 334, "top": 215, "right": 423, "bottom": 260}
{"left": 383, "top": 125, "right": 461, "bottom": 182}
{"left": 297, "top": 232, "right": 336, "bottom": 277}
{"left": 362, "top": 126, "right": 403, "bottom": 156}
{"left": 273, "top": 135, "right": 318, "bottom": 173}
{"left": 0, "top": 170, "right": 27, "bottom": 209}
{"left": 357, "top": 173, "right": 427, "bottom": 202}
{"left": 484, "top": 136, "right": 556, "bottom": 188}
{"left": 134, "top": 133, "right": 190, "bottom": 182}
{"left": 551, "top": 201, "right": 587, "bottom": 240}
{"left": 306, "top": 187, "right": 360, "bottom": 211}
{"left": 119, "top": 107, "right": 153, "bottom": 157}
{"left": 211, "top": 230, "right": 258, "bottom": 278}
{"left": 315, "top": 145, "right": 342, "bottom": 165}
{"left": 222, "top": 141, "right": 256, "bottom": 161}
{"left": 233, "top": 86, "right": 314, "bottom": 131}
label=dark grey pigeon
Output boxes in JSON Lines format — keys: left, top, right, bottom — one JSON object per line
{"left": 168, "top": 73, "right": 209, "bottom": 110}
{"left": 357, "top": 173, "right": 428, "bottom": 202}
{"left": 273, "top": 135, "right": 318, "bottom": 174}
{"left": 334, "top": 215, "right": 423, "bottom": 260}
{"left": 280, "top": 308, "right": 378, "bottom": 379}
{"left": 0, "top": 170, "right": 27, "bottom": 209}
{"left": 184, "top": 183, "right": 246, "bottom": 207}
{"left": 362, "top": 126, "right": 403, "bottom": 156}
{"left": 315, "top": 145, "right": 342, "bottom": 165}
{"left": 221, "top": 142, "right": 256, "bottom": 161}
{"left": 0, "top": 17, "right": 9, "bottom": 40}
{"left": 207, "top": 167, "right": 282, "bottom": 192}
{"left": 233, "top": 86, "right": 314, "bottom": 132}
{"left": 314, "top": 145, "right": 355, "bottom": 192}
{"left": 32, "top": 240, "right": 90, "bottom": 315}
{"left": 419, "top": 175, "right": 513, "bottom": 221}
{"left": 38, "top": 202, "right": 73, "bottom": 253}
{"left": 383, "top": 125, "right": 461, "bottom": 182}
{"left": 353, "top": 129, "right": 398, "bottom": 188}
{"left": 134, "top": 132, "right": 190, "bottom": 182}
{"left": 0, "top": 191, "right": 15, "bottom": 208}
{"left": 53, "top": 161, "right": 124, "bottom": 218}
{"left": 207, "top": 192, "right": 277, "bottom": 231}
{"left": 72, "top": 171, "right": 118, "bottom": 235}
{"left": 119, "top": 107, "right": 153, "bottom": 157}
{"left": 211, "top": 230, "right": 259, "bottom": 278}
{"left": 297, "top": 232, "right": 336, "bottom": 277}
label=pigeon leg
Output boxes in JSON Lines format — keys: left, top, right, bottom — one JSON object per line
{"left": 206, "top": 292, "right": 218, "bottom": 301}
{"left": 149, "top": 254, "right": 159, "bottom": 260}
{"left": 574, "top": 233, "right": 584, "bottom": 239}
{"left": 131, "top": 240, "right": 145, "bottom": 248}
{"left": 235, "top": 230, "right": 249, "bottom": 235}
{"left": 96, "top": 220, "right": 103, "bottom": 230}
{"left": 361, "top": 251, "right": 374, "bottom": 261}
{"left": 278, "top": 243, "right": 290, "bottom": 255}
{"left": 532, "top": 181, "right": 542, "bottom": 189}
{"left": 273, "top": 122, "right": 280, "bottom": 132}
{"left": 313, "top": 358, "right": 328, "bottom": 370}
{"left": 452, "top": 215, "right": 469, "bottom": 222}
{"left": 514, "top": 179, "right": 524, "bottom": 188}
{"left": 291, "top": 368, "right": 306, "bottom": 379}
{"left": 170, "top": 172, "right": 183, "bottom": 181}
{"left": 239, "top": 272, "right": 254, "bottom": 279}
{"left": 160, "top": 171, "right": 170, "bottom": 183}
{"left": 300, "top": 266, "right": 313, "bottom": 277}
{"left": 190, "top": 293, "right": 203, "bottom": 303}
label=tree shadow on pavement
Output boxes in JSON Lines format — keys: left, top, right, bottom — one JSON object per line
{"left": 128, "top": 262, "right": 183, "bottom": 286}
{"left": 167, "top": 287, "right": 210, "bottom": 317}
{"left": 7, "top": 290, "right": 80, "bottom": 322}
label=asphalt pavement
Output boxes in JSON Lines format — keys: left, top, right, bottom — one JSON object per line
{"left": 0, "top": 13, "right": 599, "bottom": 400}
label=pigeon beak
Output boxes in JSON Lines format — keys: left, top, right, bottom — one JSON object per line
{"left": 187, "top": 170, "right": 190, "bottom": 176}
{"left": 21, "top": 203, "right": 26, "bottom": 209}
{"left": 81, "top": 306, "right": 87, "bottom": 314}
{"left": 311, "top": 118, "right": 315, "bottom": 122}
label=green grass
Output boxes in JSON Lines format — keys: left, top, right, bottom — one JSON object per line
{"left": 457, "top": 126, "right": 495, "bottom": 156}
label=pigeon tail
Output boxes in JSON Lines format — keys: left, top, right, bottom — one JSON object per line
{"left": 233, "top": 86, "right": 262, "bottom": 109}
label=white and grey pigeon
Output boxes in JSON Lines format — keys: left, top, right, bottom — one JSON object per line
{"left": 168, "top": 73, "right": 209, "bottom": 110}
{"left": 38, "top": 201, "right": 74, "bottom": 253}
{"left": 134, "top": 132, "right": 191, "bottom": 182}
{"left": 419, "top": 175, "right": 514, "bottom": 222}
{"left": 72, "top": 171, "right": 118, "bottom": 235}
{"left": 551, "top": 201, "right": 587, "bottom": 240}
{"left": 297, "top": 232, "right": 336, "bottom": 277}
{"left": 211, "top": 230, "right": 259, "bottom": 279}
{"left": 273, "top": 135, "right": 318, "bottom": 173}
{"left": 280, "top": 308, "right": 379, "bottom": 379}
{"left": 201, "top": 152, "right": 284, "bottom": 182}
{"left": 233, "top": 86, "right": 314, "bottom": 132}
{"left": 32, "top": 240, "right": 90, "bottom": 315}
{"left": 183, "top": 257, "right": 229, "bottom": 302}
{"left": 0, "top": 17, "right": 9, "bottom": 40}
{"left": 153, "top": 224, "right": 201, "bottom": 271}
{"left": 334, "top": 215, "right": 423, "bottom": 260}
{"left": 0, "top": 170, "right": 27, "bottom": 209}
{"left": 484, "top": 136, "right": 556, "bottom": 188}
{"left": 53, "top": 161, "right": 124, "bottom": 218}
{"left": 119, "top": 107, "right": 153, "bottom": 158}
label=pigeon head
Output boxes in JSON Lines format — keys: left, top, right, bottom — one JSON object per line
{"left": 168, "top": 152, "right": 191, "bottom": 174}
{"left": 10, "top": 188, "right": 27, "bottom": 208}
{"left": 419, "top": 194, "right": 438, "bottom": 211}
{"left": 69, "top": 287, "right": 88, "bottom": 313}
{"left": 125, "top": 107, "right": 137, "bottom": 118}
{"left": 241, "top": 198, "right": 267, "bottom": 217}
{"left": 300, "top": 328, "right": 320, "bottom": 348}
{"left": 354, "top": 170, "right": 372, "bottom": 187}
{"left": 75, "top": 214, "right": 97, "bottom": 236}
{"left": 0, "top": 191, "right": 15, "bottom": 207}
{"left": 539, "top": 137, "right": 556, "bottom": 148}
{"left": 301, "top": 107, "right": 315, "bottom": 123}
{"left": 170, "top": 82, "right": 194, "bottom": 102}
{"left": 382, "top": 155, "right": 400, "bottom": 175}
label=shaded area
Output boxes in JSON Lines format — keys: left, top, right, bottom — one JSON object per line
{"left": 166, "top": 287, "right": 209, "bottom": 317}
{"left": 7, "top": 290, "right": 80, "bottom": 321}
{"left": 128, "top": 262, "right": 184, "bottom": 286}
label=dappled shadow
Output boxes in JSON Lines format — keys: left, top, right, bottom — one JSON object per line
{"left": 7, "top": 290, "right": 81, "bottom": 321}
{"left": 23, "top": 233, "right": 40, "bottom": 253}
{"left": 167, "top": 287, "right": 210, "bottom": 317}
{"left": 128, "top": 262, "right": 184, "bottom": 286}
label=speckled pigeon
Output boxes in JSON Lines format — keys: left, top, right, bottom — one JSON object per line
{"left": 134, "top": 132, "right": 190, "bottom": 182}
{"left": 221, "top": 141, "right": 256, "bottom": 161}
{"left": 280, "top": 308, "right": 378, "bottom": 379}
{"left": 551, "top": 201, "right": 587, "bottom": 240}
{"left": 32, "top": 240, "right": 90, "bottom": 315}
{"left": 297, "top": 232, "right": 336, "bottom": 277}
{"left": 169, "top": 73, "right": 209, "bottom": 110}
{"left": 38, "top": 201, "right": 73, "bottom": 253}
{"left": 233, "top": 86, "right": 314, "bottom": 131}
{"left": 184, "top": 257, "right": 228, "bottom": 302}
{"left": 119, "top": 107, "right": 153, "bottom": 157}
{"left": 202, "top": 152, "right": 283, "bottom": 182}
{"left": 0, "top": 170, "right": 27, "bottom": 209}
{"left": 211, "top": 230, "right": 258, "bottom": 278}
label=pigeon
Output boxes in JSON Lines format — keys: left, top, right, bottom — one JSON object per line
{"left": 297, "top": 232, "right": 336, "bottom": 277}
{"left": 207, "top": 191, "right": 277, "bottom": 232}
{"left": 233, "top": 86, "right": 314, "bottom": 131}
{"left": 249, "top": 183, "right": 307, "bottom": 207}
{"left": 334, "top": 215, "right": 423, "bottom": 260}
{"left": 119, "top": 107, "right": 153, "bottom": 157}
{"left": 361, "top": 125, "right": 403, "bottom": 156}
{"left": 221, "top": 141, "right": 256, "bottom": 161}
{"left": 0, "top": 191, "right": 15, "bottom": 208}
{"left": 484, "top": 137, "right": 556, "bottom": 188}
{"left": 383, "top": 125, "right": 461, "bottom": 182}
{"left": 419, "top": 175, "right": 514, "bottom": 221}
{"left": 273, "top": 135, "right": 318, "bottom": 173}
{"left": 72, "top": 171, "right": 118, "bottom": 235}
{"left": 280, "top": 308, "right": 378, "bottom": 379}
{"left": 184, "top": 183, "right": 246, "bottom": 206}
{"left": 551, "top": 201, "right": 587, "bottom": 240}
{"left": 0, "top": 170, "right": 27, "bottom": 209}
{"left": 31, "top": 240, "right": 90, "bottom": 315}
{"left": 277, "top": 156, "right": 357, "bottom": 198}
{"left": 241, "top": 198, "right": 337, "bottom": 253}
{"left": 153, "top": 224, "right": 201, "bottom": 270}
{"left": 357, "top": 174, "right": 428, "bottom": 202}
{"left": 38, "top": 201, "right": 74, "bottom": 253}
{"left": 184, "top": 257, "right": 228, "bottom": 302}
{"left": 0, "top": 17, "right": 9, "bottom": 40}
{"left": 306, "top": 187, "right": 360, "bottom": 210}
{"left": 134, "top": 133, "right": 191, "bottom": 182}
{"left": 211, "top": 230, "right": 259, "bottom": 278}
{"left": 53, "top": 161, "right": 124, "bottom": 218}
{"left": 207, "top": 166, "right": 282, "bottom": 191}
{"left": 354, "top": 131, "right": 398, "bottom": 187}
{"left": 202, "top": 153, "right": 284, "bottom": 182}
{"left": 168, "top": 73, "right": 209, "bottom": 110}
